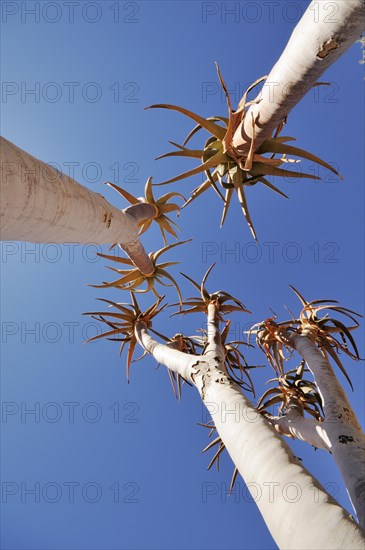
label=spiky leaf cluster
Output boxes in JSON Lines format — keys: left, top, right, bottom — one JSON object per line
{"left": 250, "top": 287, "right": 362, "bottom": 388}
{"left": 171, "top": 264, "right": 250, "bottom": 320}
{"left": 147, "top": 64, "right": 341, "bottom": 240}
{"left": 290, "top": 286, "right": 362, "bottom": 389}
{"left": 91, "top": 240, "right": 190, "bottom": 304}
{"left": 257, "top": 361, "right": 324, "bottom": 421}
{"left": 106, "top": 177, "right": 184, "bottom": 246}
{"left": 160, "top": 333, "right": 197, "bottom": 399}
{"left": 143, "top": 332, "right": 198, "bottom": 400}
{"left": 84, "top": 293, "right": 165, "bottom": 380}
{"left": 221, "top": 321, "right": 257, "bottom": 393}
{"left": 168, "top": 333, "right": 198, "bottom": 355}
{"left": 249, "top": 315, "right": 294, "bottom": 376}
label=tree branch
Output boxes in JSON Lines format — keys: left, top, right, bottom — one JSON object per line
{"left": 204, "top": 302, "right": 225, "bottom": 361}
{"left": 265, "top": 409, "right": 330, "bottom": 451}
{"left": 134, "top": 321, "right": 199, "bottom": 383}
{"left": 289, "top": 331, "right": 365, "bottom": 527}
{"left": 233, "top": 0, "right": 365, "bottom": 154}
{"left": 119, "top": 240, "right": 155, "bottom": 275}
{"left": 197, "top": 365, "right": 365, "bottom": 549}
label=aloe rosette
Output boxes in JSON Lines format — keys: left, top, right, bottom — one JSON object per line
{"left": 147, "top": 65, "right": 342, "bottom": 240}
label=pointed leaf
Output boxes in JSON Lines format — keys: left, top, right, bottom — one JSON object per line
{"left": 145, "top": 177, "right": 155, "bottom": 203}
{"left": 156, "top": 150, "right": 229, "bottom": 186}
{"left": 258, "top": 177, "right": 289, "bottom": 199}
{"left": 105, "top": 182, "right": 139, "bottom": 205}
{"left": 257, "top": 140, "right": 342, "bottom": 179}
{"left": 146, "top": 104, "right": 226, "bottom": 140}
{"left": 249, "top": 163, "right": 321, "bottom": 180}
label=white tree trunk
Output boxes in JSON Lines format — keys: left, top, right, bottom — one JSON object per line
{"left": 0, "top": 137, "right": 151, "bottom": 245}
{"left": 290, "top": 333, "right": 365, "bottom": 528}
{"left": 200, "top": 367, "right": 364, "bottom": 549}
{"left": 136, "top": 323, "right": 365, "bottom": 549}
{"left": 0, "top": 137, "right": 156, "bottom": 273}
{"left": 3, "top": 1, "right": 364, "bottom": 543}
{"left": 233, "top": 0, "right": 365, "bottom": 153}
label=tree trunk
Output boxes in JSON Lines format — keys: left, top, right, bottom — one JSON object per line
{"left": 136, "top": 322, "right": 365, "bottom": 549}
{"left": 200, "top": 366, "right": 364, "bottom": 549}
{"left": 233, "top": 0, "right": 365, "bottom": 154}
{"left": 290, "top": 332, "right": 365, "bottom": 528}
{"left": 0, "top": 136, "right": 155, "bottom": 273}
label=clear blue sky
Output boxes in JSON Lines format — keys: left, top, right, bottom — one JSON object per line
{"left": 1, "top": 1, "right": 364, "bottom": 549}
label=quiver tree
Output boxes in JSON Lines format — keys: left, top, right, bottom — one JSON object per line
{"left": 1, "top": 0, "right": 364, "bottom": 548}
{"left": 85, "top": 266, "right": 365, "bottom": 548}
{"left": 251, "top": 289, "right": 365, "bottom": 526}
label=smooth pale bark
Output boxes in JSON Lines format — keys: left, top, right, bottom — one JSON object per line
{"left": 204, "top": 303, "right": 225, "bottom": 361}
{"left": 200, "top": 367, "right": 364, "bottom": 549}
{"left": 266, "top": 409, "right": 331, "bottom": 451}
{"left": 233, "top": 0, "right": 365, "bottom": 153}
{"left": 135, "top": 322, "right": 365, "bottom": 549}
{"left": 135, "top": 323, "right": 198, "bottom": 383}
{"left": 0, "top": 137, "right": 156, "bottom": 273}
{"left": 265, "top": 396, "right": 330, "bottom": 449}
{"left": 290, "top": 332, "right": 365, "bottom": 528}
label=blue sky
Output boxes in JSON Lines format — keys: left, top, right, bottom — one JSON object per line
{"left": 1, "top": 1, "right": 364, "bottom": 549}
